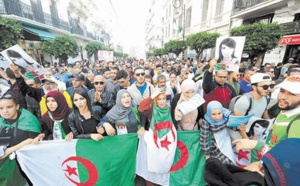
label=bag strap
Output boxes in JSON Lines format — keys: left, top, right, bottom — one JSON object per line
{"left": 286, "top": 114, "right": 300, "bottom": 135}
{"left": 244, "top": 93, "right": 253, "bottom": 116}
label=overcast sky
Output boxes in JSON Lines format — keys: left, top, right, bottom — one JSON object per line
{"left": 110, "top": 0, "right": 148, "bottom": 59}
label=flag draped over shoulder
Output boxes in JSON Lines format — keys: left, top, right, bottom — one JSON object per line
{"left": 136, "top": 130, "right": 207, "bottom": 186}
{"left": 16, "top": 133, "right": 138, "bottom": 186}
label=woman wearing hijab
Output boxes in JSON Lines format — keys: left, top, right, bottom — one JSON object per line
{"left": 200, "top": 101, "right": 235, "bottom": 165}
{"left": 99, "top": 89, "right": 142, "bottom": 136}
{"left": 171, "top": 79, "right": 202, "bottom": 130}
{"left": 68, "top": 88, "right": 105, "bottom": 141}
{"left": 33, "top": 91, "right": 73, "bottom": 142}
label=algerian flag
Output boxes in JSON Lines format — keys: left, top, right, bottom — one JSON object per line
{"left": 16, "top": 134, "right": 138, "bottom": 186}
{"left": 136, "top": 131, "right": 207, "bottom": 186}
{"left": 145, "top": 104, "right": 177, "bottom": 173}
{"left": 170, "top": 131, "right": 207, "bottom": 186}
{"left": 0, "top": 157, "right": 28, "bottom": 186}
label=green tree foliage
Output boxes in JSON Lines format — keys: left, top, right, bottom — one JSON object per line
{"left": 114, "top": 51, "right": 129, "bottom": 58}
{"left": 42, "top": 34, "right": 79, "bottom": 63}
{"left": 0, "top": 18, "right": 24, "bottom": 51}
{"left": 85, "top": 41, "right": 104, "bottom": 59}
{"left": 164, "top": 40, "right": 186, "bottom": 56}
{"left": 152, "top": 48, "right": 165, "bottom": 56}
{"left": 230, "top": 22, "right": 283, "bottom": 59}
{"left": 186, "top": 31, "right": 220, "bottom": 60}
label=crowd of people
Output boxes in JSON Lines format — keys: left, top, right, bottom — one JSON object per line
{"left": 0, "top": 56, "right": 300, "bottom": 185}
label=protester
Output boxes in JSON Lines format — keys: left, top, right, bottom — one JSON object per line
{"left": 202, "top": 58, "right": 237, "bottom": 111}
{"left": 106, "top": 66, "right": 119, "bottom": 92}
{"left": 127, "top": 67, "right": 154, "bottom": 106}
{"left": 66, "top": 73, "right": 89, "bottom": 95}
{"left": 88, "top": 75, "right": 114, "bottom": 114}
{"left": 166, "top": 71, "right": 181, "bottom": 95}
{"left": 171, "top": 79, "right": 201, "bottom": 130}
{"left": 68, "top": 88, "right": 105, "bottom": 141}
{"left": 155, "top": 75, "right": 173, "bottom": 106}
{"left": 239, "top": 68, "right": 255, "bottom": 93}
{"left": 99, "top": 89, "right": 143, "bottom": 136}
{"left": 200, "top": 101, "right": 235, "bottom": 164}
{"left": 0, "top": 94, "right": 40, "bottom": 185}
{"left": 32, "top": 91, "right": 73, "bottom": 142}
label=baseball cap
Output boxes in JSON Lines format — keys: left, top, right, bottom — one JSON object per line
{"left": 275, "top": 75, "right": 300, "bottom": 94}
{"left": 71, "top": 74, "right": 84, "bottom": 81}
{"left": 250, "top": 73, "right": 271, "bottom": 84}
{"left": 41, "top": 77, "right": 55, "bottom": 84}
{"left": 262, "top": 138, "right": 300, "bottom": 186}
{"left": 288, "top": 57, "right": 294, "bottom": 61}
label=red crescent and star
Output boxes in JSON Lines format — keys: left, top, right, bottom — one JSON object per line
{"left": 61, "top": 156, "right": 98, "bottom": 186}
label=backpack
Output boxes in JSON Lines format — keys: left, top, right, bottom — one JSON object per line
{"left": 229, "top": 92, "right": 270, "bottom": 116}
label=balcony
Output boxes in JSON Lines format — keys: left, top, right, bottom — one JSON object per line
{"left": 232, "top": 0, "right": 268, "bottom": 14}
{"left": 1, "top": 0, "right": 69, "bottom": 31}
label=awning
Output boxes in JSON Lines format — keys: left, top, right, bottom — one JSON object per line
{"left": 278, "top": 35, "right": 300, "bottom": 45}
{"left": 23, "top": 26, "right": 56, "bottom": 40}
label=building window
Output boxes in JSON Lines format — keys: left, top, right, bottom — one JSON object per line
{"left": 186, "top": 7, "right": 192, "bottom": 28}
{"left": 215, "top": 0, "right": 224, "bottom": 16}
{"left": 243, "top": 13, "right": 274, "bottom": 25}
{"left": 294, "top": 13, "right": 300, "bottom": 21}
{"left": 202, "top": 0, "right": 209, "bottom": 22}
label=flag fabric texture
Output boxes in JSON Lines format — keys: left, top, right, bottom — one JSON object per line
{"left": 0, "top": 157, "right": 27, "bottom": 186}
{"left": 136, "top": 130, "right": 207, "bottom": 186}
{"left": 16, "top": 133, "right": 138, "bottom": 186}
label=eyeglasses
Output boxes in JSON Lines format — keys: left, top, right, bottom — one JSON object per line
{"left": 94, "top": 81, "right": 105, "bottom": 85}
{"left": 217, "top": 76, "right": 227, "bottom": 79}
{"left": 258, "top": 84, "right": 275, "bottom": 90}
{"left": 135, "top": 73, "right": 145, "bottom": 77}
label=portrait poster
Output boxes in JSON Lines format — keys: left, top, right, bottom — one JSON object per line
{"left": 0, "top": 45, "right": 46, "bottom": 76}
{"left": 245, "top": 117, "right": 275, "bottom": 143}
{"left": 98, "top": 50, "right": 114, "bottom": 61}
{"left": 215, "top": 36, "right": 246, "bottom": 72}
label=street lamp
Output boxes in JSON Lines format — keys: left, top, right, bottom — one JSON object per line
{"left": 172, "top": 0, "right": 185, "bottom": 60}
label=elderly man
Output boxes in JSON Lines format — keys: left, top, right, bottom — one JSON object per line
{"left": 203, "top": 58, "right": 237, "bottom": 111}
{"left": 9, "top": 65, "right": 72, "bottom": 116}
{"left": 88, "top": 75, "right": 114, "bottom": 114}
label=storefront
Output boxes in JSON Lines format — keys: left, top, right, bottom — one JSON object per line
{"left": 279, "top": 21, "right": 300, "bottom": 64}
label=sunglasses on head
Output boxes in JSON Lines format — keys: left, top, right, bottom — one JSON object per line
{"left": 258, "top": 84, "right": 275, "bottom": 90}
{"left": 94, "top": 81, "right": 105, "bottom": 85}
{"left": 135, "top": 73, "right": 145, "bottom": 77}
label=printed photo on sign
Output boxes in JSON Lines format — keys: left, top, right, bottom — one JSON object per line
{"left": 215, "top": 36, "right": 246, "bottom": 72}
{"left": 246, "top": 117, "right": 275, "bottom": 143}
{"left": 98, "top": 50, "right": 114, "bottom": 61}
{"left": 0, "top": 45, "right": 47, "bottom": 76}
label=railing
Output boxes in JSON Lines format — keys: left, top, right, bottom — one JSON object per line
{"left": 1, "top": 0, "right": 69, "bottom": 31}
{"left": 232, "top": 0, "right": 269, "bottom": 14}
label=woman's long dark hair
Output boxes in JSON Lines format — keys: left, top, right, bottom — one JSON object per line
{"left": 72, "top": 88, "right": 94, "bottom": 129}
{"left": 218, "top": 38, "right": 237, "bottom": 63}
{"left": 247, "top": 119, "right": 269, "bottom": 137}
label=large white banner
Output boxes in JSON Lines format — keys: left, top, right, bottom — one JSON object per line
{"left": 215, "top": 36, "right": 246, "bottom": 72}
{"left": 0, "top": 45, "right": 47, "bottom": 76}
{"left": 98, "top": 50, "right": 114, "bottom": 61}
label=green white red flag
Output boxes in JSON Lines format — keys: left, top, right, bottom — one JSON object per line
{"left": 16, "top": 134, "right": 138, "bottom": 186}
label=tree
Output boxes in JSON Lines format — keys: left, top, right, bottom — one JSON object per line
{"left": 152, "top": 48, "right": 165, "bottom": 57}
{"left": 85, "top": 41, "right": 104, "bottom": 60}
{"left": 42, "top": 34, "right": 79, "bottom": 64}
{"left": 164, "top": 40, "right": 186, "bottom": 57}
{"left": 186, "top": 31, "right": 220, "bottom": 60}
{"left": 230, "top": 22, "right": 284, "bottom": 66}
{"left": 0, "top": 18, "right": 24, "bottom": 51}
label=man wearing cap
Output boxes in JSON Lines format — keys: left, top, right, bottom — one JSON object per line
{"left": 233, "top": 75, "right": 300, "bottom": 170}
{"left": 234, "top": 73, "right": 272, "bottom": 119}
{"left": 8, "top": 65, "right": 72, "bottom": 116}
{"left": 66, "top": 74, "right": 89, "bottom": 96}
{"left": 88, "top": 75, "right": 114, "bottom": 114}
